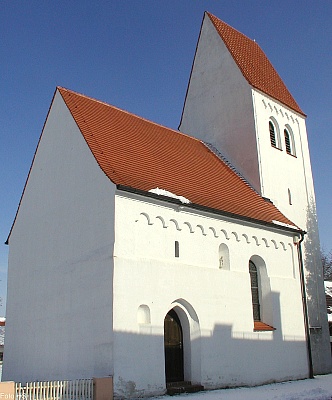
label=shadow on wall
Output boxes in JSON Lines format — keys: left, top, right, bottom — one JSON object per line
{"left": 113, "top": 292, "right": 309, "bottom": 399}
{"left": 303, "top": 199, "right": 332, "bottom": 373}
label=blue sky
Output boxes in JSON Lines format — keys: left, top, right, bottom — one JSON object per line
{"left": 1, "top": 1, "right": 331, "bottom": 313}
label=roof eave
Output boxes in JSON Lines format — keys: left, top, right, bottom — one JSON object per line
{"left": 251, "top": 85, "right": 307, "bottom": 118}
{"left": 117, "top": 184, "right": 303, "bottom": 236}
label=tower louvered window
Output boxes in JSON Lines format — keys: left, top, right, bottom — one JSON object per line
{"left": 269, "top": 121, "right": 277, "bottom": 147}
{"left": 249, "top": 260, "right": 261, "bottom": 321}
{"left": 284, "top": 129, "right": 292, "bottom": 155}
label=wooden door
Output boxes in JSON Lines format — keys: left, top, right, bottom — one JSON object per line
{"left": 164, "top": 309, "right": 184, "bottom": 383}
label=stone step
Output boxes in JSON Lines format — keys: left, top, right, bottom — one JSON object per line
{"left": 166, "top": 382, "right": 204, "bottom": 396}
{"left": 166, "top": 381, "right": 191, "bottom": 388}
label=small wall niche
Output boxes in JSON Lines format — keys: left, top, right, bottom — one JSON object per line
{"left": 219, "top": 243, "right": 230, "bottom": 270}
{"left": 137, "top": 305, "right": 151, "bottom": 324}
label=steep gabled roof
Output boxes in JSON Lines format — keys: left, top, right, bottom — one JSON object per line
{"left": 58, "top": 87, "right": 297, "bottom": 229}
{"left": 207, "top": 12, "right": 305, "bottom": 116}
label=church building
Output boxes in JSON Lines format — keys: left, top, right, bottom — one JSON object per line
{"left": 3, "top": 12, "right": 330, "bottom": 398}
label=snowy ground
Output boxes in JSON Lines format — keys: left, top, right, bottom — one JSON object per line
{"left": 151, "top": 375, "right": 332, "bottom": 400}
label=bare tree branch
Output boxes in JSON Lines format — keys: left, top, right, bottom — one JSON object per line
{"left": 322, "top": 249, "right": 332, "bottom": 280}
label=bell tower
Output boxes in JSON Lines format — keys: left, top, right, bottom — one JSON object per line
{"left": 179, "top": 11, "right": 331, "bottom": 374}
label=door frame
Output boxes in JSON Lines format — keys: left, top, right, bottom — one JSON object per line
{"left": 163, "top": 299, "right": 201, "bottom": 385}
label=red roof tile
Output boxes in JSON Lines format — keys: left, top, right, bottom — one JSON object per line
{"left": 207, "top": 12, "right": 305, "bottom": 116}
{"left": 58, "top": 87, "right": 298, "bottom": 229}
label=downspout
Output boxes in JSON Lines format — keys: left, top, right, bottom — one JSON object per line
{"left": 297, "top": 231, "right": 314, "bottom": 378}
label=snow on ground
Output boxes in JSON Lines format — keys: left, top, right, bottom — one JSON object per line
{"left": 324, "top": 281, "right": 332, "bottom": 321}
{"left": 151, "top": 375, "right": 332, "bottom": 400}
{"left": 325, "top": 281, "right": 332, "bottom": 296}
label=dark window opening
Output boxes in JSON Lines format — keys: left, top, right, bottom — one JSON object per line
{"left": 288, "top": 188, "right": 292, "bottom": 205}
{"left": 284, "top": 129, "right": 292, "bottom": 154}
{"left": 249, "top": 260, "right": 261, "bottom": 321}
{"left": 175, "top": 241, "right": 179, "bottom": 258}
{"left": 269, "top": 121, "right": 277, "bottom": 147}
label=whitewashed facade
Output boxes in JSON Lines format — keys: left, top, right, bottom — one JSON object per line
{"left": 3, "top": 93, "right": 115, "bottom": 383}
{"left": 3, "top": 11, "right": 329, "bottom": 399}
{"left": 112, "top": 191, "right": 308, "bottom": 396}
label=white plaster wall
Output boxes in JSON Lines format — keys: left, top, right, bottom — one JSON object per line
{"left": 3, "top": 91, "right": 115, "bottom": 383}
{"left": 252, "top": 90, "right": 314, "bottom": 228}
{"left": 179, "top": 14, "right": 260, "bottom": 192}
{"left": 112, "top": 191, "right": 308, "bottom": 398}
{"left": 252, "top": 90, "right": 331, "bottom": 374}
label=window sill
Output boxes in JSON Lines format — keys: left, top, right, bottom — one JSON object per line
{"left": 271, "top": 145, "right": 283, "bottom": 151}
{"left": 286, "top": 152, "right": 297, "bottom": 158}
{"left": 254, "top": 322, "right": 276, "bottom": 331}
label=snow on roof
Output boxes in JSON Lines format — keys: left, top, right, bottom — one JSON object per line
{"left": 56, "top": 87, "right": 297, "bottom": 229}
{"left": 272, "top": 220, "right": 298, "bottom": 230}
{"left": 149, "top": 188, "right": 191, "bottom": 204}
{"left": 6, "top": 85, "right": 301, "bottom": 245}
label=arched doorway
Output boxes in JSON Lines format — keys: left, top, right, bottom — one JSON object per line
{"left": 164, "top": 309, "right": 184, "bottom": 383}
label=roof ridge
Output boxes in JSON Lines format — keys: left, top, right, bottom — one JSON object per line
{"left": 203, "top": 142, "right": 260, "bottom": 194}
{"left": 57, "top": 86, "right": 204, "bottom": 145}
{"left": 205, "top": 13, "right": 305, "bottom": 116}
{"left": 202, "top": 141, "right": 298, "bottom": 229}
{"left": 58, "top": 87, "right": 124, "bottom": 184}
{"left": 206, "top": 12, "right": 250, "bottom": 40}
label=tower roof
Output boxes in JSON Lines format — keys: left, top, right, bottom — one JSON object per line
{"left": 207, "top": 12, "right": 305, "bottom": 116}
{"left": 57, "top": 87, "right": 297, "bottom": 230}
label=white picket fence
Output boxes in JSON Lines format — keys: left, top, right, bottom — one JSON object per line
{"left": 15, "top": 379, "right": 93, "bottom": 400}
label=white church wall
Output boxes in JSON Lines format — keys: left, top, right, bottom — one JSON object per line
{"left": 3, "top": 92, "right": 116, "bottom": 383}
{"left": 112, "top": 191, "right": 308, "bottom": 398}
{"left": 252, "top": 90, "right": 313, "bottom": 228}
{"left": 252, "top": 89, "right": 332, "bottom": 374}
{"left": 179, "top": 14, "right": 261, "bottom": 192}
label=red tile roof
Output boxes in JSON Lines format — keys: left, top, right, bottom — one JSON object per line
{"left": 207, "top": 12, "right": 305, "bottom": 117}
{"left": 58, "top": 87, "right": 298, "bottom": 229}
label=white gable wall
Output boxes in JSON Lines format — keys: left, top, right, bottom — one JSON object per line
{"left": 179, "top": 14, "right": 261, "bottom": 192}
{"left": 3, "top": 91, "right": 116, "bottom": 383}
{"left": 112, "top": 191, "right": 308, "bottom": 398}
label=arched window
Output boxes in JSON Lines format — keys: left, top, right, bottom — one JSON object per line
{"left": 284, "top": 129, "right": 291, "bottom": 154}
{"left": 284, "top": 126, "right": 296, "bottom": 156}
{"left": 269, "top": 119, "right": 281, "bottom": 149}
{"left": 269, "top": 121, "right": 277, "bottom": 148}
{"left": 249, "top": 260, "right": 261, "bottom": 321}
{"left": 249, "top": 257, "right": 275, "bottom": 331}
